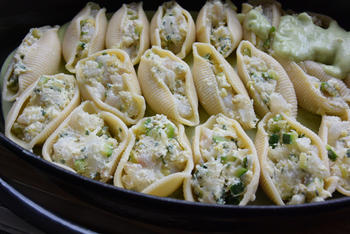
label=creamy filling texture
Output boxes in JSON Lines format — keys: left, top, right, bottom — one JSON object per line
{"left": 146, "top": 50, "right": 192, "bottom": 117}
{"left": 7, "top": 28, "right": 46, "bottom": 93}
{"left": 202, "top": 53, "right": 257, "bottom": 126}
{"left": 52, "top": 110, "right": 119, "bottom": 181}
{"left": 122, "top": 115, "right": 187, "bottom": 192}
{"left": 116, "top": 3, "right": 143, "bottom": 60}
{"left": 81, "top": 53, "right": 139, "bottom": 118}
{"left": 325, "top": 118, "right": 350, "bottom": 190}
{"left": 191, "top": 115, "right": 253, "bottom": 204}
{"left": 207, "top": 0, "right": 233, "bottom": 57}
{"left": 159, "top": 2, "right": 187, "bottom": 54}
{"left": 11, "top": 75, "right": 75, "bottom": 143}
{"left": 266, "top": 114, "right": 330, "bottom": 204}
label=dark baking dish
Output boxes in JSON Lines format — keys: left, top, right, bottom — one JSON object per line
{"left": 1, "top": 0, "right": 350, "bottom": 232}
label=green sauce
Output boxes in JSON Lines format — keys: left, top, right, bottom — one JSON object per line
{"left": 244, "top": 10, "right": 350, "bottom": 79}
{"left": 243, "top": 9, "right": 272, "bottom": 41}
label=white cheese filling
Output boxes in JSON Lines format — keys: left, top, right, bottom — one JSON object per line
{"left": 266, "top": 114, "right": 330, "bottom": 204}
{"left": 122, "top": 115, "right": 187, "bottom": 192}
{"left": 159, "top": 2, "right": 187, "bottom": 54}
{"left": 12, "top": 75, "right": 75, "bottom": 143}
{"left": 52, "top": 110, "right": 119, "bottom": 181}
{"left": 191, "top": 116, "right": 253, "bottom": 204}
{"left": 81, "top": 53, "right": 139, "bottom": 118}
{"left": 146, "top": 51, "right": 192, "bottom": 117}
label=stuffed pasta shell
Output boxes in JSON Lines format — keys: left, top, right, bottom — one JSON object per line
{"left": 183, "top": 114, "right": 260, "bottom": 205}
{"left": 5, "top": 74, "right": 79, "bottom": 150}
{"left": 192, "top": 43, "right": 257, "bottom": 129}
{"left": 106, "top": 2, "right": 149, "bottom": 65}
{"left": 2, "top": 26, "right": 61, "bottom": 102}
{"left": 63, "top": 2, "right": 107, "bottom": 73}
{"left": 76, "top": 49, "right": 145, "bottom": 125}
{"left": 150, "top": 1, "right": 195, "bottom": 59}
{"left": 278, "top": 59, "right": 350, "bottom": 118}
{"left": 255, "top": 112, "right": 337, "bottom": 205}
{"left": 114, "top": 114, "right": 193, "bottom": 197}
{"left": 319, "top": 114, "right": 350, "bottom": 196}
{"left": 42, "top": 101, "right": 129, "bottom": 183}
{"left": 240, "top": 0, "right": 281, "bottom": 52}
{"left": 196, "top": 0, "right": 242, "bottom": 58}
{"left": 237, "top": 40, "right": 297, "bottom": 118}
{"left": 138, "top": 47, "right": 199, "bottom": 126}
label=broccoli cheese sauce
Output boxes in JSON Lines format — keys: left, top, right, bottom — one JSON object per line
{"left": 51, "top": 109, "right": 119, "bottom": 181}
{"left": 206, "top": 0, "right": 233, "bottom": 57}
{"left": 191, "top": 115, "right": 254, "bottom": 204}
{"left": 266, "top": 114, "right": 330, "bottom": 204}
{"left": 145, "top": 50, "right": 192, "bottom": 117}
{"left": 201, "top": 52, "right": 257, "bottom": 126}
{"left": 122, "top": 115, "right": 187, "bottom": 192}
{"left": 324, "top": 117, "right": 350, "bottom": 191}
{"left": 11, "top": 75, "right": 75, "bottom": 143}
{"left": 80, "top": 52, "right": 139, "bottom": 118}
{"left": 159, "top": 2, "right": 187, "bottom": 55}
{"left": 6, "top": 27, "right": 47, "bottom": 93}
{"left": 115, "top": 3, "right": 143, "bottom": 61}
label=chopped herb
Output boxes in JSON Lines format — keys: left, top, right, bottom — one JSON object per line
{"left": 269, "top": 134, "right": 279, "bottom": 148}
{"left": 160, "top": 155, "right": 166, "bottom": 164}
{"left": 282, "top": 133, "right": 293, "bottom": 144}
{"left": 74, "top": 158, "right": 88, "bottom": 174}
{"left": 80, "top": 147, "right": 86, "bottom": 152}
{"left": 230, "top": 181, "right": 244, "bottom": 195}
{"left": 79, "top": 42, "right": 86, "bottom": 50}
{"left": 59, "top": 159, "right": 66, "bottom": 164}
{"left": 165, "top": 124, "right": 175, "bottom": 138}
{"left": 212, "top": 136, "right": 228, "bottom": 143}
{"left": 102, "top": 52, "right": 107, "bottom": 55}
{"left": 347, "top": 149, "right": 350, "bottom": 158}
{"left": 166, "top": 144, "right": 174, "bottom": 152}
{"left": 85, "top": 130, "right": 89, "bottom": 135}
{"left": 220, "top": 155, "right": 237, "bottom": 164}
{"left": 166, "top": 35, "right": 171, "bottom": 41}
{"left": 270, "top": 26, "right": 276, "bottom": 33}
{"left": 262, "top": 72, "right": 273, "bottom": 80}
{"left": 41, "top": 109, "right": 46, "bottom": 116}
{"left": 20, "top": 55, "right": 25, "bottom": 59}
{"left": 326, "top": 145, "right": 338, "bottom": 161}
{"left": 243, "top": 157, "right": 248, "bottom": 168}
{"left": 235, "top": 167, "right": 248, "bottom": 177}
{"left": 320, "top": 82, "right": 338, "bottom": 97}
{"left": 102, "top": 143, "right": 114, "bottom": 157}
{"left": 222, "top": 125, "right": 227, "bottom": 130}
{"left": 96, "top": 129, "right": 103, "bottom": 137}
{"left": 119, "top": 128, "right": 122, "bottom": 132}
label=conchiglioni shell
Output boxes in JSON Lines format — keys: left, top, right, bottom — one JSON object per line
{"left": 5, "top": 73, "right": 80, "bottom": 150}
{"left": 242, "top": 0, "right": 281, "bottom": 51}
{"left": 76, "top": 49, "right": 145, "bottom": 125}
{"left": 114, "top": 115, "right": 193, "bottom": 197}
{"left": 2, "top": 26, "right": 61, "bottom": 102}
{"left": 42, "top": 101, "right": 129, "bottom": 183}
{"left": 319, "top": 113, "right": 350, "bottom": 196}
{"left": 105, "top": 2, "right": 150, "bottom": 65}
{"left": 150, "top": 1, "right": 195, "bottom": 59}
{"left": 183, "top": 114, "right": 260, "bottom": 205}
{"left": 278, "top": 58, "right": 350, "bottom": 118}
{"left": 196, "top": 0, "right": 242, "bottom": 58}
{"left": 236, "top": 40, "right": 297, "bottom": 118}
{"left": 138, "top": 46, "right": 199, "bottom": 126}
{"left": 255, "top": 112, "right": 336, "bottom": 205}
{"left": 192, "top": 42, "right": 257, "bottom": 129}
{"left": 63, "top": 2, "right": 107, "bottom": 73}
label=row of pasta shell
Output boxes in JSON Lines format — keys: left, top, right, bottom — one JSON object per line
{"left": 2, "top": 0, "right": 350, "bottom": 205}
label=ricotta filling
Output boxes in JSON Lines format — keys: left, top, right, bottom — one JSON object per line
{"left": 81, "top": 53, "right": 139, "bottom": 118}
{"left": 159, "top": 2, "right": 187, "bottom": 54}
{"left": 266, "top": 114, "right": 330, "bottom": 204}
{"left": 11, "top": 75, "right": 75, "bottom": 143}
{"left": 146, "top": 50, "right": 192, "bottom": 117}
{"left": 207, "top": 0, "right": 233, "bottom": 57}
{"left": 191, "top": 116, "right": 253, "bottom": 204}
{"left": 325, "top": 118, "right": 350, "bottom": 190}
{"left": 7, "top": 27, "right": 47, "bottom": 93}
{"left": 115, "top": 3, "right": 143, "bottom": 61}
{"left": 72, "top": 4, "right": 100, "bottom": 67}
{"left": 202, "top": 53, "right": 257, "bottom": 126}
{"left": 122, "top": 115, "right": 187, "bottom": 192}
{"left": 52, "top": 111, "right": 119, "bottom": 181}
